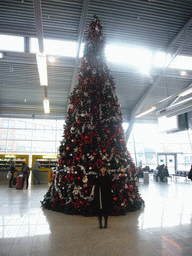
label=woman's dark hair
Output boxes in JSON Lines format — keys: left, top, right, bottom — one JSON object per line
{"left": 99, "top": 163, "right": 108, "bottom": 169}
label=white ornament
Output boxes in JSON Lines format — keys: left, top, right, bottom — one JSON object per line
{"left": 92, "top": 69, "right": 97, "bottom": 75}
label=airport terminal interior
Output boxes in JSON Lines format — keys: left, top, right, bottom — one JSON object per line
{"left": 1, "top": 1, "right": 192, "bottom": 255}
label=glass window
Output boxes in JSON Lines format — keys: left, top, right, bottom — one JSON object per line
{"left": 16, "top": 146, "right": 25, "bottom": 151}
{"left": 7, "top": 145, "right": 13, "bottom": 150}
{"left": 0, "top": 34, "right": 24, "bottom": 52}
{"left": 1, "top": 133, "right": 13, "bottom": 139}
{"left": 15, "top": 120, "right": 26, "bottom": 129}
{"left": 1, "top": 133, "right": 7, "bottom": 139}
{"left": 30, "top": 38, "right": 77, "bottom": 57}
{"left": 2, "top": 119, "right": 9, "bottom": 128}
{"left": 0, "top": 145, "right": 6, "bottom": 150}
{"left": 56, "top": 130, "right": 63, "bottom": 141}
{"left": 57, "top": 120, "right": 65, "bottom": 130}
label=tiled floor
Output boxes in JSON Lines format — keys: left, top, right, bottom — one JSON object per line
{"left": 0, "top": 176, "right": 192, "bottom": 256}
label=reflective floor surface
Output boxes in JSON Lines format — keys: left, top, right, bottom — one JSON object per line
{"left": 0, "top": 177, "right": 192, "bottom": 256}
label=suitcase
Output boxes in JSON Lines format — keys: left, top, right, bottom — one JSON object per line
{"left": 16, "top": 175, "right": 23, "bottom": 189}
{"left": 13, "top": 177, "right": 16, "bottom": 186}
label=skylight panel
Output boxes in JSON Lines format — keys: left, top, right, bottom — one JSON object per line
{"left": 0, "top": 35, "right": 24, "bottom": 52}
{"left": 105, "top": 44, "right": 152, "bottom": 75}
{"left": 30, "top": 38, "right": 77, "bottom": 57}
{"left": 170, "top": 55, "right": 192, "bottom": 70}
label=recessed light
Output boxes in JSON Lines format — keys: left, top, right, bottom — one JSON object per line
{"left": 180, "top": 71, "right": 186, "bottom": 76}
{"left": 48, "top": 56, "right": 55, "bottom": 63}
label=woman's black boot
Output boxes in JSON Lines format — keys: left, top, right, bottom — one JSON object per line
{"left": 98, "top": 216, "right": 102, "bottom": 229}
{"left": 104, "top": 216, "right": 108, "bottom": 229}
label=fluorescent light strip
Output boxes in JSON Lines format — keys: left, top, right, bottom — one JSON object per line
{"left": 43, "top": 99, "right": 50, "bottom": 113}
{"left": 135, "top": 106, "right": 156, "bottom": 118}
{"left": 179, "top": 87, "right": 192, "bottom": 97}
{"left": 36, "top": 53, "right": 48, "bottom": 86}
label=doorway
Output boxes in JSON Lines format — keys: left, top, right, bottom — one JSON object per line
{"left": 157, "top": 153, "right": 177, "bottom": 175}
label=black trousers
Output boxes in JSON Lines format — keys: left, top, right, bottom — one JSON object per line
{"left": 22, "top": 174, "right": 29, "bottom": 189}
{"left": 98, "top": 209, "right": 108, "bottom": 221}
{"left": 9, "top": 173, "right": 14, "bottom": 187}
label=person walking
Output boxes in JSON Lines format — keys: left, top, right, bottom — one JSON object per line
{"left": 94, "top": 164, "right": 113, "bottom": 229}
{"left": 9, "top": 162, "right": 17, "bottom": 187}
{"left": 21, "top": 162, "right": 30, "bottom": 189}
{"left": 32, "top": 160, "right": 41, "bottom": 185}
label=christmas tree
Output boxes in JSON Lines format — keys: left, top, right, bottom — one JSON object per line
{"left": 41, "top": 16, "right": 144, "bottom": 216}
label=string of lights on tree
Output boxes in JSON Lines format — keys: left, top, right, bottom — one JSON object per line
{"left": 41, "top": 15, "right": 144, "bottom": 216}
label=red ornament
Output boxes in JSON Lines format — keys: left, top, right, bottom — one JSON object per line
{"left": 85, "top": 136, "right": 89, "bottom": 140}
{"left": 113, "top": 197, "right": 118, "bottom": 202}
{"left": 106, "top": 129, "right": 110, "bottom": 133}
{"left": 78, "top": 177, "right": 81, "bottom": 180}
{"left": 84, "top": 190, "right": 88, "bottom": 194}
{"left": 102, "top": 149, "right": 106, "bottom": 153}
{"left": 128, "top": 185, "right": 133, "bottom": 192}
{"left": 90, "top": 90, "right": 94, "bottom": 93}
{"left": 119, "top": 174, "right": 123, "bottom": 178}
{"left": 77, "top": 120, "right": 82, "bottom": 125}
{"left": 93, "top": 152, "right": 97, "bottom": 156}
{"left": 93, "top": 106, "right": 97, "bottom": 109}
{"left": 66, "top": 147, "right": 70, "bottom": 151}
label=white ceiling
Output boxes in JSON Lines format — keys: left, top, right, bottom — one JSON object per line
{"left": 1, "top": 0, "right": 192, "bottom": 130}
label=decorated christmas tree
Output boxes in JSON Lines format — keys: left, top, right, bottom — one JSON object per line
{"left": 41, "top": 16, "right": 144, "bottom": 216}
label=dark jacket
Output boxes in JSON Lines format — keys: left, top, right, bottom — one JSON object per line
{"left": 10, "top": 165, "right": 16, "bottom": 174}
{"left": 188, "top": 167, "right": 192, "bottom": 181}
{"left": 94, "top": 172, "right": 113, "bottom": 215}
{"left": 21, "top": 164, "right": 30, "bottom": 176}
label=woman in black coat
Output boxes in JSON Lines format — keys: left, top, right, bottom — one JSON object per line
{"left": 9, "top": 162, "right": 17, "bottom": 187}
{"left": 94, "top": 164, "right": 113, "bottom": 229}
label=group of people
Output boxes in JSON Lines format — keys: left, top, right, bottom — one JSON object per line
{"left": 155, "top": 164, "right": 169, "bottom": 182}
{"left": 8, "top": 160, "right": 41, "bottom": 189}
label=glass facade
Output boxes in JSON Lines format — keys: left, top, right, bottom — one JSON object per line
{"left": 0, "top": 118, "right": 192, "bottom": 172}
{"left": 127, "top": 122, "right": 192, "bottom": 172}
{"left": 0, "top": 118, "right": 64, "bottom": 166}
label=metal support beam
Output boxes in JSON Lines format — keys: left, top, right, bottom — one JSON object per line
{"left": 125, "top": 16, "right": 192, "bottom": 142}
{"left": 69, "top": 0, "right": 90, "bottom": 95}
{"left": 33, "top": 0, "right": 44, "bottom": 54}
{"left": 33, "top": 0, "right": 48, "bottom": 105}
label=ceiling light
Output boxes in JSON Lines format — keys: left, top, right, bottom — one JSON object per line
{"left": 36, "top": 53, "right": 48, "bottom": 86}
{"left": 156, "top": 97, "right": 192, "bottom": 118}
{"left": 135, "top": 106, "right": 156, "bottom": 118}
{"left": 180, "top": 71, "right": 186, "bottom": 76}
{"left": 48, "top": 56, "right": 55, "bottom": 63}
{"left": 43, "top": 99, "right": 50, "bottom": 113}
{"left": 179, "top": 87, "right": 192, "bottom": 97}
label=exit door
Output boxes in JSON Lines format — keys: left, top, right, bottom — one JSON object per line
{"left": 157, "top": 154, "right": 176, "bottom": 175}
